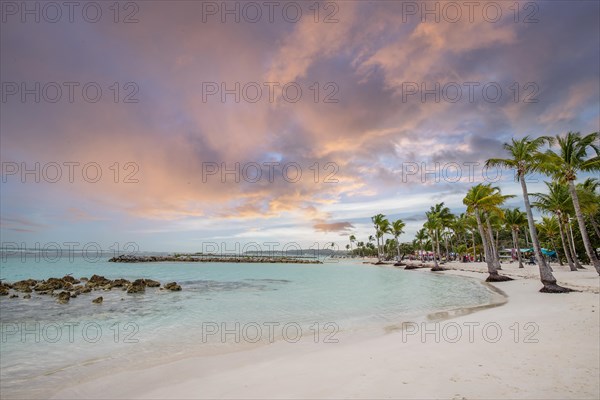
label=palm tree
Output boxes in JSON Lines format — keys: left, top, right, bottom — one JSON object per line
{"left": 485, "top": 210, "right": 508, "bottom": 270}
{"left": 503, "top": 208, "right": 527, "bottom": 268}
{"left": 371, "top": 214, "right": 385, "bottom": 261}
{"left": 349, "top": 234, "right": 356, "bottom": 254}
{"left": 464, "top": 214, "right": 480, "bottom": 261}
{"left": 452, "top": 214, "right": 469, "bottom": 250}
{"left": 430, "top": 203, "right": 454, "bottom": 262}
{"left": 414, "top": 228, "right": 427, "bottom": 261}
{"left": 486, "top": 136, "right": 569, "bottom": 292}
{"left": 423, "top": 214, "right": 440, "bottom": 269}
{"left": 357, "top": 241, "right": 365, "bottom": 257}
{"left": 577, "top": 178, "right": 600, "bottom": 241}
{"left": 379, "top": 219, "right": 391, "bottom": 260}
{"left": 372, "top": 215, "right": 391, "bottom": 262}
{"left": 540, "top": 132, "right": 600, "bottom": 274}
{"left": 391, "top": 219, "right": 406, "bottom": 263}
{"left": 463, "top": 184, "right": 512, "bottom": 281}
{"left": 537, "top": 216, "right": 562, "bottom": 266}
{"left": 532, "top": 182, "right": 578, "bottom": 271}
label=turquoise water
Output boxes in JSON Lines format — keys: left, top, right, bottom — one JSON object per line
{"left": 0, "top": 255, "right": 495, "bottom": 398}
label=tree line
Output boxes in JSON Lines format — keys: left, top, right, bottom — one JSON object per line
{"left": 346, "top": 132, "right": 599, "bottom": 293}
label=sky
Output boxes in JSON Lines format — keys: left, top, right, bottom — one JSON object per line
{"left": 1, "top": 0, "right": 599, "bottom": 253}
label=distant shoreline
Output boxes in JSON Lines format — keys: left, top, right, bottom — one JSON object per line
{"left": 108, "top": 254, "right": 323, "bottom": 264}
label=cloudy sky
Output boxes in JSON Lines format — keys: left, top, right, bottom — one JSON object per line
{"left": 1, "top": 1, "right": 599, "bottom": 252}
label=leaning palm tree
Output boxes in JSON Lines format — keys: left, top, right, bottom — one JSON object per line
{"left": 532, "top": 182, "right": 578, "bottom": 271}
{"left": 391, "top": 219, "right": 406, "bottom": 263}
{"left": 539, "top": 132, "right": 600, "bottom": 275}
{"left": 463, "top": 184, "right": 512, "bottom": 281}
{"left": 503, "top": 208, "right": 527, "bottom": 268}
{"left": 486, "top": 136, "right": 569, "bottom": 292}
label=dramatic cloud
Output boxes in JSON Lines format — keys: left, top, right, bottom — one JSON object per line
{"left": 313, "top": 221, "right": 355, "bottom": 233}
{"left": 1, "top": 1, "right": 598, "bottom": 249}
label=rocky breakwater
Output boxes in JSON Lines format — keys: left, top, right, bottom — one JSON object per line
{"left": 109, "top": 254, "right": 322, "bottom": 264}
{"left": 0, "top": 275, "right": 182, "bottom": 303}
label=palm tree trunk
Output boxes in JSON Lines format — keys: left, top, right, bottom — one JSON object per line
{"left": 485, "top": 216, "right": 502, "bottom": 271}
{"left": 558, "top": 215, "right": 577, "bottom": 271}
{"left": 512, "top": 229, "right": 524, "bottom": 268}
{"left": 495, "top": 229, "right": 500, "bottom": 261}
{"left": 565, "top": 220, "right": 585, "bottom": 269}
{"left": 430, "top": 231, "right": 439, "bottom": 269}
{"left": 589, "top": 217, "right": 600, "bottom": 241}
{"left": 436, "top": 230, "right": 442, "bottom": 263}
{"left": 568, "top": 180, "right": 600, "bottom": 274}
{"left": 519, "top": 176, "right": 565, "bottom": 291}
{"left": 474, "top": 209, "right": 500, "bottom": 279}
{"left": 472, "top": 232, "right": 477, "bottom": 262}
{"left": 444, "top": 231, "right": 450, "bottom": 262}
{"left": 550, "top": 238, "right": 563, "bottom": 266}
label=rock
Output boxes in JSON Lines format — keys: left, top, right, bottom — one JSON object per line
{"left": 92, "top": 296, "right": 103, "bottom": 304}
{"left": 12, "top": 279, "right": 37, "bottom": 292}
{"left": 34, "top": 283, "right": 52, "bottom": 292}
{"left": 127, "top": 282, "right": 145, "bottom": 294}
{"left": 164, "top": 282, "right": 182, "bottom": 291}
{"left": 89, "top": 274, "right": 111, "bottom": 286}
{"left": 10, "top": 294, "right": 18, "bottom": 298}
{"left": 34, "top": 277, "right": 67, "bottom": 291}
{"left": 56, "top": 291, "right": 71, "bottom": 304}
{"left": 80, "top": 277, "right": 89, "bottom": 281}
{"left": 47, "top": 277, "right": 67, "bottom": 289}
{"left": 23, "top": 294, "right": 31, "bottom": 299}
{"left": 80, "top": 287, "right": 92, "bottom": 294}
{"left": 62, "top": 275, "right": 80, "bottom": 284}
{"left": 0, "top": 286, "right": 9, "bottom": 296}
{"left": 144, "top": 279, "right": 160, "bottom": 287}
{"left": 110, "top": 278, "right": 130, "bottom": 288}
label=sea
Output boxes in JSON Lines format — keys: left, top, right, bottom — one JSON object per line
{"left": 0, "top": 251, "right": 496, "bottom": 398}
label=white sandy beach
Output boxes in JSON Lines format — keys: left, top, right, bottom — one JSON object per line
{"left": 53, "top": 261, "right": 599, "bottom": 400}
